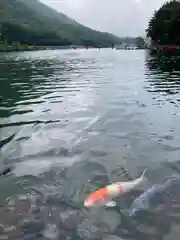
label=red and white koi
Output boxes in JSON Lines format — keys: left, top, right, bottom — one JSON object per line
{"left": 84, "top": 168, "right": 147, "bottom": 208}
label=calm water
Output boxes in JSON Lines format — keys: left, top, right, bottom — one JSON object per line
{"left": 0, "top": 49, "right": 180, "bottom": 240}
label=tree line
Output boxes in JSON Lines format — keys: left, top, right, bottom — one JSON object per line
{"left": 146, "top": 0, "right": 180, "bottom": 45}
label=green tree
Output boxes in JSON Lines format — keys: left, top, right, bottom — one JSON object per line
{"left": 146, "top": 0, "right": 180, "bottom": 45}
{"left": 135, "top": 37, "right": 146, "bottom": 49}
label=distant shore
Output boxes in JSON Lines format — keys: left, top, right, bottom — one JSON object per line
{"left": 0, "top": 43, "right": 146, "bottom": 52}
{"left": 0, "top": 42, "right": 40, "bottom": 52}
{"left": 0, "top": 44, "right": 100, "bottom": 52}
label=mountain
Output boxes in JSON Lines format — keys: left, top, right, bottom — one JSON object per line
{"left": 18, "top": 0, "right": 79, "bottom": 25}
{"left": 0, "top": 0, "right": 121, "bottom": 47}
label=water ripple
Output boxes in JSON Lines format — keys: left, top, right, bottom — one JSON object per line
{"left": 0, "top": 49, "right": 180, "bottom": 239}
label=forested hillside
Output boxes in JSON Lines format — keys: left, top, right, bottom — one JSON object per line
{"left": 0, "top": 0, "right": 121, "bottom": 47}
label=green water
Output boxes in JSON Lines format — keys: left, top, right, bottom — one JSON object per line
{"left": 0, "top": 49, "right": 180, "bottom": 240}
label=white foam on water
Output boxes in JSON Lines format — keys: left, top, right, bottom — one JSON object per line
{"left": 13, "top": 159, "right": 53, "bottom": 177}
{"left": 12, "top": 154, "right": 83, "bottom": 177}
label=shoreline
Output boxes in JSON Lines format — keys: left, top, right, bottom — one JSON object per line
{"left": 148, "top": 43, "right": 180, "bottom": 53}
{"left": 0, "top": 43, "right": 40, "bottom": 52}
{"left": 0, "top": 44, "right": 146, "bottom": 53}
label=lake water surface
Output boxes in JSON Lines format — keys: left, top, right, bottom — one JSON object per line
{"left": 1, "top": 49, "right": 180, "bottom": 240}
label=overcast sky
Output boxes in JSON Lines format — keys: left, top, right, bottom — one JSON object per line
{"left": 41, "top": 0, "right": 166, "bottom": 37}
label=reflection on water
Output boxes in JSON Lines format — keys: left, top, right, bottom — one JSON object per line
{"left": 145, "top": 52, "right": 180, "bottom": 98}
{"left": 0, "top": 49, "right": 180, "bottom": 239}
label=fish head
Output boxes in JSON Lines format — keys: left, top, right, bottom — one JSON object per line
{"left": 84, "top": 187, "right": 109, "bottom": 208}
{"left": 129, "top": 208, "right": 149, "bottom": 221}
{"left": 129, "top": 208, "right": 139, "bottom": 218}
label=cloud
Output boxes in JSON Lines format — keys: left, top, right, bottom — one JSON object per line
{"left": 41, "top": 0, "right": 166, "bottom": 37}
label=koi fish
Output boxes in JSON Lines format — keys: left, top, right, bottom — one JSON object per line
{"left": 84, "top": 168, "right": 147, "bottom": 208}
{"left": 129, "top": 184, "right": 165, "bottom": 219}
{"left": 129, "top": 176, "right": 180, "bottom": 219}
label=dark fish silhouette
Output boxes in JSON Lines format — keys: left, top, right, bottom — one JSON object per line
{"left": 0, "top": 167, "right": 12, "bottom": 176}
{"left": 129, "top": 176, "right": 180, "bottom": 219}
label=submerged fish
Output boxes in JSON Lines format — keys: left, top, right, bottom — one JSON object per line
{"left": 129, "top": 184, "right": 165, "bottom": 218}
{"left": 129, "top": 176, "right": 180, "bottom": 219}
{"left": 0, "top": 167, "right": 12, "bottom": 176}
{"left": 84, "top": 168, "right": 147, "bottom": 208}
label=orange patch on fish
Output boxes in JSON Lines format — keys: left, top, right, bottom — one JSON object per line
{"left": 84, "top": 187, "right": 108, "bottom": 207}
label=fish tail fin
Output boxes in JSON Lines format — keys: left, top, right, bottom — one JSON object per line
{"left": 140, "top": 168, "right": 148, "bottom": 179}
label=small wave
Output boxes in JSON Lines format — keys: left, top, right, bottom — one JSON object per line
{"left": 0, "top": 120, "right": 61, "bottom": 129}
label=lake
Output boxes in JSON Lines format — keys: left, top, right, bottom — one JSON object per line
{"left": 0, "top": 49, "right": 180, "bottom": 240}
